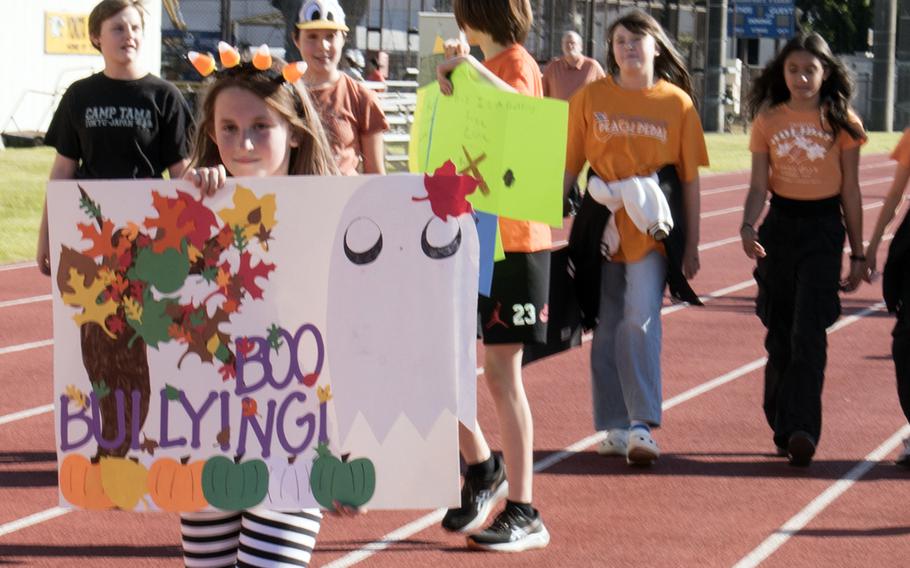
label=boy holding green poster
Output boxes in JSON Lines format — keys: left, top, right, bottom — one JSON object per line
{"left": 435, "top": 0, "right": 552, "bottom": 553}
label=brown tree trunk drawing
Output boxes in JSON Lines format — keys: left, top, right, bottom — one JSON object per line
{"left": 80, "top": 323, "right": 150, "bottom": 458}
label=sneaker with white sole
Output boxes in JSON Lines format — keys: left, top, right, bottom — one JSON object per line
{"left": 441, "top": 455, "right": 508, "bottom": 533}
{"left": 466, "top": 504, "right": 550, "bottom": 552}
{"left": 896, "top": 437, "right": 910, "bottom": 469}
{"left": 626, "top": 426, "right": 660, "bottom": 466}
{"left": 597, "top": 428, "right": 629, "bottom": 456}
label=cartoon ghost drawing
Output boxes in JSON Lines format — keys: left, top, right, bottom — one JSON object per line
{"left": 327, "top": 176, "right": 479, "bottom": 444}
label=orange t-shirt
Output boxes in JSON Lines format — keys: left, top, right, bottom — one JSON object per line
{"left": 482, "top": 44, "right": 552, "bottom": 253}
{"left": 890, "top": 128, "right": 910, "bottom": 167}
{"left": 309, "top": 73, "right": 390, "bottom": 176}
{"left": 566, "top": 76, "right": 709, "bottom": 262}
{"left": 542, "top": 56, "right": 606, "bottom": 101}
{"left": 749, "top": 105, "right": 866, "bottom": 200}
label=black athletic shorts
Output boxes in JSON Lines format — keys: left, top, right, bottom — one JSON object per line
{"left": 477, "top": 250, "right": 550, "bottom": 345}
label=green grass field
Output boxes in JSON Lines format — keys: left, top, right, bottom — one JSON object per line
{"left": 0, "top": 130, "right": 905, "bottom": 263}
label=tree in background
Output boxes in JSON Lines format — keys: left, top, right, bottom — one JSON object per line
{"left": 796, "top": 0, "right": 873, "bottom": 54}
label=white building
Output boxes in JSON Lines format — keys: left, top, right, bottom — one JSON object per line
{"left": 0, "top": 0, "right": 162, "bottom": 143}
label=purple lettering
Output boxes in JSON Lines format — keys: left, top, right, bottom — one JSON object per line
{"left": 276, "top": 392, "right": 316, "bottom": 454}
{"left": 59, "top": 394, "right": 93, "bottom": 451}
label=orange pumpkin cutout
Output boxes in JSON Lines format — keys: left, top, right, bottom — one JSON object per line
{"left": 59, "top": 454, "right": 114, "bottom": 510}
{"left": 148, "top": 457, "right": 208, "bottom": 512}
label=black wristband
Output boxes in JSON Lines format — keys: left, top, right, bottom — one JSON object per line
{"left": 850, "top": 254, "right": 866, "bottom": 262}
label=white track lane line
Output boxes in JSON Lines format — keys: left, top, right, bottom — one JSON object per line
{"left": 0, "top": 339, "right": 53, "bottom": 356}
{"left": 0, "top": 508, "right": 69, "bottom": 538}
{"left": 0, "top": 261, "right": 37, "bottom": 273}
{"left": 0, "top": 404, "right": 54, "bottom": 427}
{"left": 732, "top": 422, "right": 910, "bottom": 568}
{"left": 0, "top": 295, "right": 52, "bottom": 309}
{"left": 320, "top": 303, "right": 885, "bottom": 568}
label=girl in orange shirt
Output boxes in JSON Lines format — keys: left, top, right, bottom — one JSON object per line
{"left": 563, "top": 10, "right": 708, "bottom": 467}
{"left": 740, "top": 33, "right": 866, "bottom": 467}
{"left": 434, "top": 0, "right": 551, "bottom": 553}
{"left": 864, "top": 129, "right": 910, "bottom": 467}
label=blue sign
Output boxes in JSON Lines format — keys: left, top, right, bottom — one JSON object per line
{"left": 728, "top": 0, "right": 796, "bottom": 39}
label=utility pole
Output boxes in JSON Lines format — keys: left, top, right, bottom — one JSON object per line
{"left": 870, "top": 0, "right": 897, "bottom": 131}
{"left": 220, "top": 0, "right": 232, "bottom": 43}
{"left": 703, "top": 0, "right": 728, "bottom": 132}
{"left": 586, "top": 0, "right": 596, "bottom": 58}
{"left": 895, "top": 0, "right": 910, "bottom": 128}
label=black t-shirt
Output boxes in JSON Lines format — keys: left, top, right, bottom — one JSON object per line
{"left": 45, "top": 72, "right": 193, "bottom": 179}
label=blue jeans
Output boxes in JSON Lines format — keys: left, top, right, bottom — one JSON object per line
{"left": 590, "top": 251, "right": 667, "bottom": 431}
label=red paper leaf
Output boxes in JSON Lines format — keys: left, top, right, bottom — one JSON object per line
{"left": 236, "top": 252, "right": 275, "bottom": 300}
{"left": 144, "top": 191, "right": 190, "bottom": 253}
{"left": 176, "top": 191, "right": 219, "bottom": 249}
{"left": 241, "top": 398, "right": 258, "bottom": 417}
{"left": 413, "top": 160, "right": 478, "bottom": 220}
{"left": 78, "top": 220, "right": 117, "bottom": 259}
{"left": 219, "top": 362, "right": 236, "bottom": 381}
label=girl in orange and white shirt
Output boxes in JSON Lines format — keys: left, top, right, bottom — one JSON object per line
{"left": 864, "top": 129, "right": 910, "bottom": 468}
{"left": 740, "top": 33, "right": 866, "bottom": 467}
{"left": 564, "top": 10, "right": 708, "bottom": 467}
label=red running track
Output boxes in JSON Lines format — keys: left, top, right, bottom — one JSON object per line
{"left": 0, "top": 154, "right": 908, "bottom": 567}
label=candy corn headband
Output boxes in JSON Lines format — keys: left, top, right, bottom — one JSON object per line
{"left": 188, "top": 42, "right": 308, "bottom": 84}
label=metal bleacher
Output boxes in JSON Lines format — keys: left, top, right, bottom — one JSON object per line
{"left": 372, "top": 80, "right": 418, "bottom": 172}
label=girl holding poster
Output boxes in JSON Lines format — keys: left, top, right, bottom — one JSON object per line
{"left": 563, "top": 10, "right": 708, "bottom": 466}
{"left": 179, "top": 49, "right": 347, "bottom": 567}
{"left": 435, "top": 0, "right": 551, "bottom": 553}
{"left": 740, "top": 33, "right": 866, "bottom": 467}
{"left": 292, "top": 0, "right": 389, "bottom": 175}
{"left": 35, "top": 0, "right": 193, "bottom": 275}
{"left": 863, "top": 129, "right": 910, "bottom": 468}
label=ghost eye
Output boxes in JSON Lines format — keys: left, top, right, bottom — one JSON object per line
{"left": 421, "top": 217, "right": 461, "bottom": 260}
{"left": 343, "top": 217, "right": 382, "bottom": 265}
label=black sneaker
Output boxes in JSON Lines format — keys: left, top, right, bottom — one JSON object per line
{"left": 441, "top": 455, "right": 508, "bottom": 533}
{"left": 787, "top": 431, "right": 816, "bottom": 467}
{"left": 466, "top": 504, "right": 550, "bottom": 552}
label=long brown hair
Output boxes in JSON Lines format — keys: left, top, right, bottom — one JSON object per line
{"left": 605, "top": 10, "right": 696, "bottom": 105}
{"left": 747, "top": 33, "right": 862, "bottom": 140}
{"left": 189, "top": 58, "right": 338, "bottom": 176}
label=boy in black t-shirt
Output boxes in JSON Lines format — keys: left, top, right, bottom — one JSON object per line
{"left": 36, "top": 0, "right": 192, "bottom": 274}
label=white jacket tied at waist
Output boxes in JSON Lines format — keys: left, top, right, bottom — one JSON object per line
{"left": 587, "top": 173, "right": 673, "bottom": 257}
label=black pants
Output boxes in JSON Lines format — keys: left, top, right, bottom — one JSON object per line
{"left": 893, "top": 262, "right": 910, "bottom": 423}
{"left": 754, "top": 196, "right": 844, "bottom": 449}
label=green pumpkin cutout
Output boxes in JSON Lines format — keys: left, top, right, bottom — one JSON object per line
{"left": 201, "top": 455, "right": 269, "bottom": 510}
{"left": 310, "top": 442, "right": 376, "bottom": 509}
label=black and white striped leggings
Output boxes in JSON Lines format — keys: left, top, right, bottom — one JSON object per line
{"left": 181, "top": 508, "right": 322, "bottom": 567}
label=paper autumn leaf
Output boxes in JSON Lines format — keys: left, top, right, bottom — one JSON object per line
{"left": 65, "top": 385, "right": 89, "bottom": 410}
{"left": 57, "top": 246, "right": 100, "bottom": 295}
{"left": 126, "top": 295, "right": 176, "bottom": 348}
{"left": 218, "top": 186, "right": 277, "bottom": 241}
{"left": 144, "top": 191, "right": 190, "bottom": 254}
{"left": 123, "top": 296, "right": 143, "bottom": 323}
{"left": 413, "top": 160, "right": 478, "bottom": 220}
{"left": 78, "top": 220, "right": 117, "bottom": 259}
{"left": 61, "top": 268, "right": 119, "bottom": 338}
{"left": 140, "top": 434, "right": 160, "bottom": 456}
{"left": 237, "top": 252, "right": 275, "bottom": 300}
{"left": 176, "top": 191, "right": 219, "bottom": 250}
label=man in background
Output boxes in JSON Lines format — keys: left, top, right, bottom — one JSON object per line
{"left": 542, "top": 30, "right": 604, "bottom": 101}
